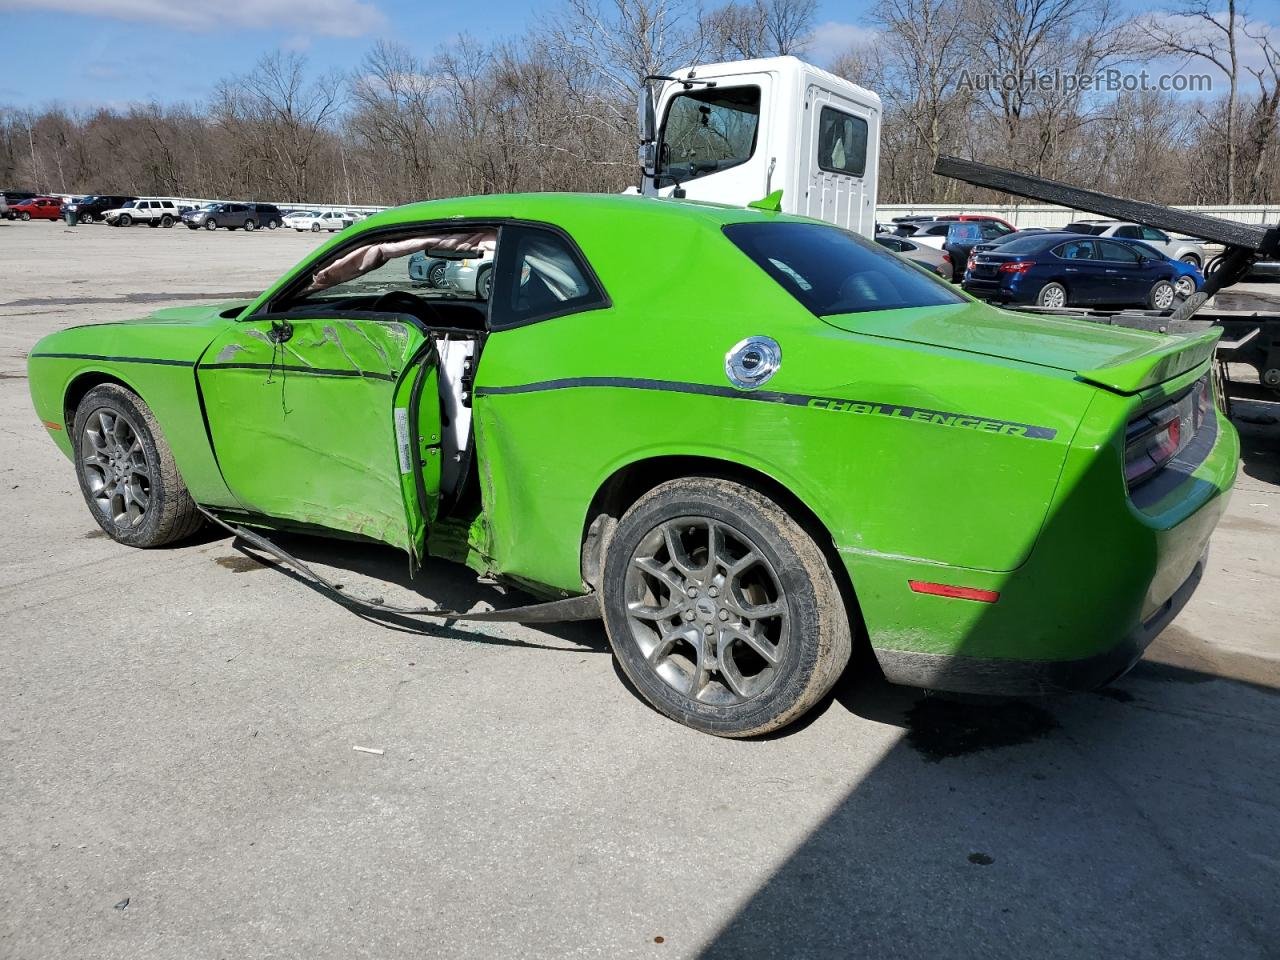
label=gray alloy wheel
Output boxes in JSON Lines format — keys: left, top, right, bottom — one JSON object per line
{"left": 427, "top": 260, "right": 449, "bottom": 288}
{"left": 204, "top": 218, "right": 217, "bottom": 230}
{"left": 1036, "top": 281, "right": 1067, "bottom": 308}
{"left": 1180, "top": 254, "right": 1201, "bottom": 267}
{"left": 244, "top": 219, "right": 256, "bottom": 231}
{"left": 311, "top": 222, "right": 321, "bottom": 232}
{"left": 1175, "top": 275, "right": 1196, "bottom": 299}
{"left": 20, "top": 211, "right": 31, "bottom": 221}
{"left": 268, "top": 219, "right": 280, "bottom": 230}
{"left": 117, "top": 213, "right": 131, "bottom": 227}
{"left": 476, "top": 264, "right": 493, "bottom": 300}
{"left": 1149, "top": 279, "right": 1176, "bottom": 310}
{"left": 72, "top": 384, "right": 202, "bottom": 547}
{"left": 602, "top": 477, "right": 852, "bottom": 737}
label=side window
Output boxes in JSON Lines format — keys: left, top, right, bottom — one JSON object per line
{"left": 816, "top": 107, "right": 868, "bottom": 178}
{"left": 1141, "top": 227, "right": 1168, "bottom": 242}
{"left": 1055, "top": 240, "right": 1096, "bottom": 260}
{"left": 657, "top": 85, "right": 760, "bottom": 186}
{"left": 1096, "top": 239, "right": 1140, "bottom": 263}
{"left": 491, "top": 225, "right": 606, "bottom": 328}
{"left": 1113, "top": 225, "right": 1141, "bottom": 239}
{"left": 279, "top": 226, "right": 498, "bottom": 311}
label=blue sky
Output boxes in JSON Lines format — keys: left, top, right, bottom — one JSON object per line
{"left": 1, "top": 0, "right": 1272, "bottom": 109}
{"left": 0, "top": 0, "right": 873, "bottom": 108}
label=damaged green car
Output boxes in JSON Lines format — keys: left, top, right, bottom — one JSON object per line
{"left": 28, "top": 194, "right": 1237, "bottom": 736}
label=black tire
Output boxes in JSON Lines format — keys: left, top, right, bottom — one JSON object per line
{"left": 72, "top": 384, "right": 203, "bottom": 548}
{"left": 475, "top": 263, "right": 494, "bottom": 300}
{"left": 160, "top": 214, "right": 173, "bottom": 228}
{"left": 601, "top": 477, "right": 852, "bottom": 738}
{"left": 244, "top": 219, "right": 256, "bottom": 232}
{"left": 204, "top": 218, "right": 217, "bottom": 231}
{"left": 20, "top": 211, "right": 31, "bottom": 221}
{"left": 117, "top": 213, "right": 132, "bottom": 227}
{"left": 426, "top": 260, "right": 448, "bottom": 288}
{"left": 1036, "top": 281, "right": 1068, "bottom": 308}
{"left": 311, "top": 222, "right": 321, "bottom": 232}
{"left": 1148, "top": 279, "right": 1176, "bottom": 310}
{"left": 268, "top": 219, "right": 280, "bottom": 230}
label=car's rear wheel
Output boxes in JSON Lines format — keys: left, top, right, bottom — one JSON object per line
{"left": 476, "top": 263, "right": 494, "bottom": 300}
{"left": 1036, "top": 281, "right": 1068, "bottom": 308}
{"left": 601, "top": 477, "right": 852, "bottom": 737}
{"left": 426, "top": 260, "right": 448, "bottom": 288}
{"left": 244, "top": 219, "right": 256, "bottom": 232}
{"left": 1149, "top": 279, "right": 1176, "bottom": 310}
{"left": 160, "top": 214, "right": 173, "bottom": 227}
{"left": 72, "top": 384, "right": 203, "bottom": 548}
{"left": 1180, "top": 254, "right": 1201, "bottom": 267}
{"left": 267, "top": 219, "right": 280, "bottom": 230}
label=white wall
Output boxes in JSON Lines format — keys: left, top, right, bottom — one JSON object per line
{"left": 876, "top": 203, "right": 1280, "bottom": 231}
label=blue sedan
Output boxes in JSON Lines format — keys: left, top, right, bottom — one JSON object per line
{"left": 962, "top": 232, "right": 1203, "bottom": 309}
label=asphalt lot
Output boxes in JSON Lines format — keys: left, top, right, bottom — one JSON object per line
{"left": 1, "top": 219, "right": 1278, "bottom": 959}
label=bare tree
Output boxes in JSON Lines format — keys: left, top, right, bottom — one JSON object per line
{"left": 703, "top": 0, "right": 818, "bottom": 59}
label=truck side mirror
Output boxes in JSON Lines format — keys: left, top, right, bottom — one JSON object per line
{"left": 638, "top": 83, "right": 658, "bottom": 177}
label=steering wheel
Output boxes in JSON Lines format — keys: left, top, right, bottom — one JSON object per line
{"left": 372, "top": 289, "right": 441, "bottom": 327}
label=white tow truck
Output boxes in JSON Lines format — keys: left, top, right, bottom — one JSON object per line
{"left": 637, "top": 56, "right": 882, "bottom": 237}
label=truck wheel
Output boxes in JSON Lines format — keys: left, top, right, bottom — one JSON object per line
{"left": 72, "top": 384, "right": 203, "bottom": 548}
{"left": 1149, "top": 280, "right": 1176, "bottom": 310}
{"left": 1036, "top": 282, "right": 1067, "bottom": 308}
{"left": 601, "top": 477, "right": 852, "bottom": 738}
{"left": 244, "top": 219, "right": 256, "bottom": 231}
{"left": 118, "top": 214, "right": 132, "bottom": 227}
{"left": 204, "top": 218, "right": 217, "bottom": 231}
{"left": 160, "top": 214, "right": 173, "bottom": 228}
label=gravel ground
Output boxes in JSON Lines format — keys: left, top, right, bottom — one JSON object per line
{"left": 1, "top": 219, "right": 1277, "bottom": 960}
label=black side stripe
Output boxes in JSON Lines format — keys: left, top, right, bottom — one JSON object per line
{"left": 200, "top": 362, "right": 397, "bottom": 383}
{"left": 475, "top": 377, "right": 1058, "bottom": 440}
{"left": 30, "top": 352, "right": 193, "bottom": 367}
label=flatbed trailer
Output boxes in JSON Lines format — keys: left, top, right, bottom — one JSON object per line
{"left": 932, "top": 156, "right": 1280, "bottom": 405}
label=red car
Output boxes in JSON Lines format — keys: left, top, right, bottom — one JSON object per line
{"left": 9, "top": 196, "right": 63, "bottom": 221}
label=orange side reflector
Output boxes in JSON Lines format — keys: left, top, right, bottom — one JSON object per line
{"left": 42, "top": 420, "right": 63, "bottom": 431}
{"left": 909, "top": 580, "right": 1000, "bottom": 603}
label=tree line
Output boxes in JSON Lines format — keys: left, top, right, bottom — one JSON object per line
{"left": 1, "top": 0, "right": 1277, "bottom": 206}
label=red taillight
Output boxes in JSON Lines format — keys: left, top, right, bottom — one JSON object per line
{"left": 998, "top": 260, "right": 1035, "bottom": 274}
{"left": 1124, "top": 377, "right": 1209, "bottom": 490}
{"left": 942, "top": 252, "right": 951, "bottom": 263}
{"left": 908, "top": 580, "right": 1000, "bottom": 603}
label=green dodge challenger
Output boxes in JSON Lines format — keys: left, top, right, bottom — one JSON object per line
{"left": 28, "top": 194, "right": 1238, "bottom": 736}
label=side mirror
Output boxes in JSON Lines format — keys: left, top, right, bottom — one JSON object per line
{"left": 637, "top": 81, "right": 658, "bottom": 177}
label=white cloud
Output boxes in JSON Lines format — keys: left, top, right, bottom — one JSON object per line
{"left": 0, "top": 0, "right": 386, "bottom": 37}
{"left": 807, "top": 21, "right": 880, "bottom": 66}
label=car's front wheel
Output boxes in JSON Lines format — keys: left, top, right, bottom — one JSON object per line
{"left": 1174, "top": 275, "right": 1196, "bottom": 299}
{"left": 20, "top": 212, "right": 31, "bottom": 221}
{"left": 117, "top": 214, "right": 132, "bottom": 227}
{"left": 601, "top": 477, "right": 852, "bottom": 737}
{"left": 72, "top": 384, "right": 203, "bottom": 548}
{"left": 311, "top": 222, "right": 321, "bottom": 232}
{"left": 1149, "top": 279, "right": 1176, "bottom": 310}
{"left": 1036, "top": 281, "right": 1068, "bottom": 308}
{"left": 476, "top": 263, "right": 494, "bottom": 300}
{"left": 204, "top": 218, "right": 217, "bottom": 231}
{"left": 1180, "top": 254, "right": 1201, "bottom": 268}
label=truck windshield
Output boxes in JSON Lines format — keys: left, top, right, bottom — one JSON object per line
{"left": 657, "top": 85, "right": 760, "bottom": 186}
{"left": 724, "top": 221, "right": 965, "bottom": 316}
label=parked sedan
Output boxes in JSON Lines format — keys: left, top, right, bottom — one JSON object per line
{"left": 26, "top": 193, "right": 1235, "bottom": 737}
{"left": 963, "top": 232, "right": 1194, "bottom": 309}
{"left": 9, "top": 196, "right": 63, "bottom": 221}
{"left": 287, "top": 210, "right": 353, "bottom": 232}
{"left": 873, "top": 234, "right": 952, "bottom": 280}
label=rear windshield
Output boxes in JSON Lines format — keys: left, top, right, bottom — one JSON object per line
{"left": 723, "top": 221, "right": 964, "bottom": 316}
{"left": 991, "top": 235, "right": 1048, "bottom": 254}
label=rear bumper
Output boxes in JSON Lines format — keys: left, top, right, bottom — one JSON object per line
{"left": 874, "top": 551, "right": 1205, "bottom": 695}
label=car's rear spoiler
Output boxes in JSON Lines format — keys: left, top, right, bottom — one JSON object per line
{"left": 1076, "top": 328, "right": 1221, "bottom": 394}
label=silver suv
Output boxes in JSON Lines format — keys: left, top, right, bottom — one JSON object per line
{"left": 1063, "top": 220, "right": 1206, "bottom": 267}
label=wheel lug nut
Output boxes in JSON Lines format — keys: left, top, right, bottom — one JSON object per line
{"left": 703, "top": 624, "right": 714, "bottom": 635}
{"left": 686, "top": 587, "right": 697, "bottom": 598}
{"left": 718, "top": 609, "right": 729, "bottom": 621}
{"left": 708, "top": 587, "right": 718, "bottom": 598}
{"left": 683, "top": 610, "right": 695, "bottom": 621}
